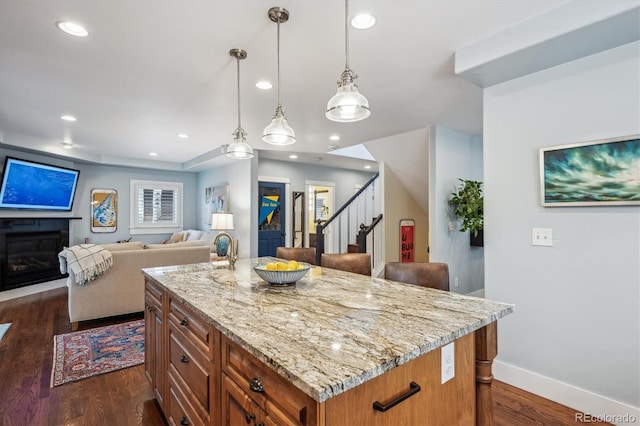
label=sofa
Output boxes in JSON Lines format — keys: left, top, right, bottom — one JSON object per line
{"left": 67, "top": 240, "right": 211, "bottom": 330}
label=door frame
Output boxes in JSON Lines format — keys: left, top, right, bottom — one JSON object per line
{"left": 305, "top": 180, "right": 336, "bottom": 253}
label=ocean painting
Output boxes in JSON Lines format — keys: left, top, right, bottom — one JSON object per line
{"left": 540, "top": 135, "right": 640, "bottom": 206}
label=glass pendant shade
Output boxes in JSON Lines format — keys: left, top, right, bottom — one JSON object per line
{"left": 226, "top": 128, "right": 254, "bottom": 159}
{"left": 263, "top": 106, "right": 295, "bottom": 145}
{"left": 326, "top": 81, "right": 370, "bottom": 122}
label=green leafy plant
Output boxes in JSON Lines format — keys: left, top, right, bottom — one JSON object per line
{"left": 449, "top": 179, "right": 484, "bottom": 237}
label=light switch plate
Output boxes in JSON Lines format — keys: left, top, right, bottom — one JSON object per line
{"left": 532, "top": 228, "right": 553, "bottom": 247}
{"left": 441, "top": 342, "right": 455, "bottom": 384}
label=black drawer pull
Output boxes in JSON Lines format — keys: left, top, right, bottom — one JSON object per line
{"left": 256, "top": 423, "right": 265, "bottom": 426}
{"left": 249, "top": 377, "right": 264, "bottom": 393}
{"left": 180, "top": 354, "right": 189, "bottom": 363}
{"left": 180, "top": 318, "right": 188, "bottom": 326}
{"left": 180, "top": 415, "right": 189, "bottom": 425}
{"left": 244, "top": 413, "right": 255, "bottom": 424}
{"left": 372, "top": 381, "right": 421, "bottom": 412}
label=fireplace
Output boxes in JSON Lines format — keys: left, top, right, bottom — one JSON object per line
{"left": 0, "top": 218, "right": 74, "bottom": 292}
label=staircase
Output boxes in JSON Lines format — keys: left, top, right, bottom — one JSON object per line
{"left": 315, "top": 173, "right": 384, "bottom": 275}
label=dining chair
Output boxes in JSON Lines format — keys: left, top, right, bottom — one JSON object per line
{"left": 384, "top": 262, "right": 450, "bottom": 291}
{"left": 275, "top": 247, "right": 317, "bottom": 265}
{"left": 321, "top": 253, "right": 371, "bottom": 276}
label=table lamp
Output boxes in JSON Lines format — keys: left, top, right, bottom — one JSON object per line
{"left": 210, "top": 212, "right": 238, "bottom": 269}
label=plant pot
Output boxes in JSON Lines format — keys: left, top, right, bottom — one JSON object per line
{"left": 470, "top": 229, "right": 484, "bottom": 247}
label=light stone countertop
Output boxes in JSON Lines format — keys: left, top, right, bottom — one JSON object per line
{"left": 142, "top": 257, "right": 514, "bottom": 402}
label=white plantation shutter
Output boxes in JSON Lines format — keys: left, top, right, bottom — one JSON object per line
{"left": 130, "top": 180, "right": 183, "bottom": 234}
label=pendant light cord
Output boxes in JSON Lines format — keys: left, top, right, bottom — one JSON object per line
{"left": 344, "top": 0, "right": 349, "bottom": 70}
{"left": 277, "top": 17, "right": 282, "bottom": 107}
{"left": 236, "top": 55, "right": 242, "bottom": 129}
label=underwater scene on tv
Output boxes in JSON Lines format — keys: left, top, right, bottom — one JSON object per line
{"left": 0, "top": 160, "right": 79, "bottom": 210}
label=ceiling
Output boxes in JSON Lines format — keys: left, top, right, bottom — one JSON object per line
{"left": 0, "top": 0, "right": 569, "bottom": 172}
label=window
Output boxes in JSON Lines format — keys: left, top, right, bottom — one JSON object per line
{"left": 130, "top": 180, "right": 183, "bottom": 234}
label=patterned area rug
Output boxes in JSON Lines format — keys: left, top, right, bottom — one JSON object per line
{"left": 51, "top": 320, "right": 144, "bottom": 387}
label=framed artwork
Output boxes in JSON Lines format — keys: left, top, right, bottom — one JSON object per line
{"left": 539, "top": 134, "right": 640, "bottom": 207}
{"left": 91, "top": 188, "right": 117, "bottom": 232}
{"left": 205, "top": 183, "right": 230, "bottom": 225}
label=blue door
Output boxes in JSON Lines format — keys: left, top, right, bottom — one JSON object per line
{"left": 258, "top": 182, "right": 285, "bottom": 257}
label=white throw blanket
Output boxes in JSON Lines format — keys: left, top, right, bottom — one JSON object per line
{"left": 58, "top": 244, "right": 113, "bottom": 286}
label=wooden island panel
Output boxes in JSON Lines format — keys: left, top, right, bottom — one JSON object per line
{"left": 324, "top": 333, "right": 475, "bottom": 426}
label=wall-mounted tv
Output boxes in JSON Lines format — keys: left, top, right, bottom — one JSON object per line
{"left": 0, "top": 157, "right": 80, "bottom": 211}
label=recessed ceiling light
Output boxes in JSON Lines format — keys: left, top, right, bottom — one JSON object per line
{"left": 329, "top": 135, "right": 340, "bottom": 141}
{"left": 314, "top": 157, "right": 322, "bottom": 161}
{"left": 60, "top": 141, "right": 73, "bottom": 149}
{"left": 364, "top": 164, "right": 372, "bottom": 169}
{"left": 56, "top": 21, "right": 89, "bottom": 37}
{"left": 328, "top": 145, "right": 339, "bottom": 150}
{"left": 256, "top": 81, "right": 273, "bottom": 90}
{"left": 351, "top": 14, "right": 376, "bottom": 30}
{"left": 289, "top": 154, "right": 298, "bottom": 159}
{"left": 61, "top": 115, "right": 77, "bottom": 122}
{"left": 177, "top": 133, "right": 189, "bottom": 139}
{"left": 149, "top": 152, "right": 158, "bottom": 157}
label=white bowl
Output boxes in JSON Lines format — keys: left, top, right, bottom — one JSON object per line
{"left": 253, "top": 262, "right": 311, "bottom": 286}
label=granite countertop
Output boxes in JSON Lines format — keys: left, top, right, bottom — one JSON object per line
{"left": 142, "top": 257, "right": 514, "bottom": 403}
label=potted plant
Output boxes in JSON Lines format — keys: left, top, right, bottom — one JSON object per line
{"left": 449, "top": 178, "right": 484, "bottom": 247}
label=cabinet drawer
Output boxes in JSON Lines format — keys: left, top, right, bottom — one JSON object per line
{"left": 167, "top": 367, "right": 206, "bottom": 426}
{"left": 169, "top": 297, "right": 210, "bottom": 354}
{"left": 221, "top": 335, "right": 318, "bottom": 426}
{"left": 169, "top": 322, "right": 212, "bottom": 415}
{"left": 145, "top": 279, "right": 163, "bottom": 307}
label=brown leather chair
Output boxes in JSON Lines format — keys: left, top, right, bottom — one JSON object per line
{"left": 275, "top": 247, "right": 317, "bottom": 265}
{"left": 384, "top": 262, "right": 450, "bottom": 291}
{"left": 321, "top": 253, "right": 371, "bottom": 276}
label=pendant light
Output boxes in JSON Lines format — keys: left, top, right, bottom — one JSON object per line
{"left": 262, "top": 7, "right": 295, "bottom": 145}
{"left": 326, "top": 0, "right": 370, "bottom": 122}
{"left": 226, "top": 49, "right": 254, "bottom": 159}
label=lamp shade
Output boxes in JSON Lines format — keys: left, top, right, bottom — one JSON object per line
{"left": 326, "top": 83, "right": 370, "bottom": 122}
{"left": 262, "top": 114, "right": 296, "bottom": 145}
{"left": 211, "top": 212, "right": 234, "bottom": 231}
{"left": 226, "top": 139, "right": 254, "bottom": 159}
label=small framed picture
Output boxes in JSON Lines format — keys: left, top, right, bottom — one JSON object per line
{"left": 91, "top": 188, "right": 117, "bottom": 233}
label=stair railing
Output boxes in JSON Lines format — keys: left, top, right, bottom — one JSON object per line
{"left": 315, "top": 172, "right": 380, "bottom": 266}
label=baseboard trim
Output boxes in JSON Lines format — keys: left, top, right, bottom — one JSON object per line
{"left": 0, "top": 279, "right": 67, "bottom": 302}
{"left": 494, "top": 360, "right": 640, "bottom": 425}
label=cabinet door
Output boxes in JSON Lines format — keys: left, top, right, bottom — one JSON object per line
{"left": 222, "top": 374, "right": 262, "bottom": 426}
{"left": 145, "top": 294, "right": 164, "bottom": 408}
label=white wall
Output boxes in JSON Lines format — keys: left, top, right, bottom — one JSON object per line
{"left": 484, "top": 41, "right": 640, "bottom": 417}
{"left": 197, "top": 156, "right": 257, "bottom": 259}
{"left": 429, "top": 126, "right": 484, "bottom": 295}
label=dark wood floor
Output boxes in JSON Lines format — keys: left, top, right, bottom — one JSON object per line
{"left": 0, "top": 287, "right": 609, "bottom": 426}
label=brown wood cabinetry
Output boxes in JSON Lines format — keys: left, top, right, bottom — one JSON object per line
{"left": 144, "top": 279, "right": 165, "bottom": 409}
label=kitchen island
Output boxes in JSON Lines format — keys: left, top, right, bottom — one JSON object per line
{"left": 142, "top": 258, "right": 513, "bottom": 426}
